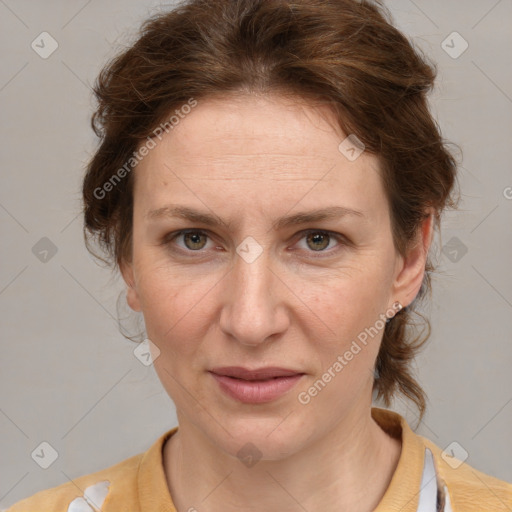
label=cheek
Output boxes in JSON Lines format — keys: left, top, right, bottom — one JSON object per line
{"left": 297, "top": 268, "right": 389, "bottom": 389}
{"left": 303, "top": 265, "right": 387, "bottom": 336}
{"left": 134, "top": 251, "right": 193, "bottom": 314}
{"left": 303, "top": 285, "right": 385, "bottom": 406}
{"left": 133, "top": 258, "right": 216, "bottom": 353}
{"left": 138, "top": 267, "right": 207, "bottom": 397}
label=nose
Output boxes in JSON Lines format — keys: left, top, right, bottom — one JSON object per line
{"left": 218, "top": 245, "right": 290, "bottom": 347}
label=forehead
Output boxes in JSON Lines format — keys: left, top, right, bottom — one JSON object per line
{"left": 133, "top": 94, "right": 386, "bottom": 220}
{"left": 147, "top": 94, "right": 353, "bottom": 168}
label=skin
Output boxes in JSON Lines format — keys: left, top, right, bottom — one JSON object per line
{"left": 121, "top": 93, "right": 434, "bottom": 512}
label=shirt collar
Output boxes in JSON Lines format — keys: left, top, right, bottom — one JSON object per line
{"left": 137, "top": 426, "right": 178, "bottom": 512}
{"left": 371, "top": 407, "right": 427, "bottom": 511}
{"left": 371, "top": 408, "right": 453, "bottom": 512}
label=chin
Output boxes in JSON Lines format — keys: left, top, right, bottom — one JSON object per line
{"left": 207, "top": 413, "right": 309, "bottom": 463}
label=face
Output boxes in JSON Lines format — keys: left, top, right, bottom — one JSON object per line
{"left": 122, "top": 93, "right": 430, "bottom": 459}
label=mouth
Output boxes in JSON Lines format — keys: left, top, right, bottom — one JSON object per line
{"left": 209, "top": 366, "right": 304, "bottom": 380}
{"left": 208, "top": 367, "right": 305, "bottom": 403}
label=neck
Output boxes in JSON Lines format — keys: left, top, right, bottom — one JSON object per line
{"left": 163, "top": 406, "right": 401, "bottom": 512}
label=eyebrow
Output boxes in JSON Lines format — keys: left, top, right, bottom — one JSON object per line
{"left": 145, "top": 204, "right": 365, "bottom": 230}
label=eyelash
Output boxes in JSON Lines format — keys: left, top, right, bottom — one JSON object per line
{"left": 161, "top": 229, "right": 349, "bottom": 258}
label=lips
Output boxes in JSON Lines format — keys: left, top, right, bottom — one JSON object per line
{"left": 209, "top": 366, "right": 303, "bottom": 380}
{"left": 209, "top": 366, "right": 305, "bottom": 403}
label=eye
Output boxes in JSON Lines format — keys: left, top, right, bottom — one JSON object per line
{"left": 294, "top": 230, "right": 345, "bottom": 256}
{"left": 162, "top": 229, "right": 347, "bottom": 257}
{"left": 165, "top": 230, "right": 213, "bottom": 252}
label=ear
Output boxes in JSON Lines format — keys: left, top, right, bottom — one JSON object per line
{"left": 119, "top": 260, "right": 142, "bottom": 313}
{"left": 390, "top": 209, "right": 435, "bottom": 308}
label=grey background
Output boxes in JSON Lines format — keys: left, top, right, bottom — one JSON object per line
{"left": 1, "top": 0, "right": 511, "bottom": 507}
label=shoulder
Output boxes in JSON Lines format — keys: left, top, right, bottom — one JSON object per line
{"left": 421, "top": 436, "right": 512, "bottom": 511}
{"left": 4, "top": 452, "right": 142, "bottom": 512}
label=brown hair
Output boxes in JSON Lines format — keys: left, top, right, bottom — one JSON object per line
{"left": 82, "top": 0, "right": 460, "bottom": 422}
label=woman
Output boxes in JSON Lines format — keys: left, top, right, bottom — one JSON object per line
{"left": 7, "top": 0, "right": 511, "bottom": 511}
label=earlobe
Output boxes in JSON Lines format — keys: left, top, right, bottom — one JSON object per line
{"left": 120, "top": 262, "right": 142, "bottom": 312}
